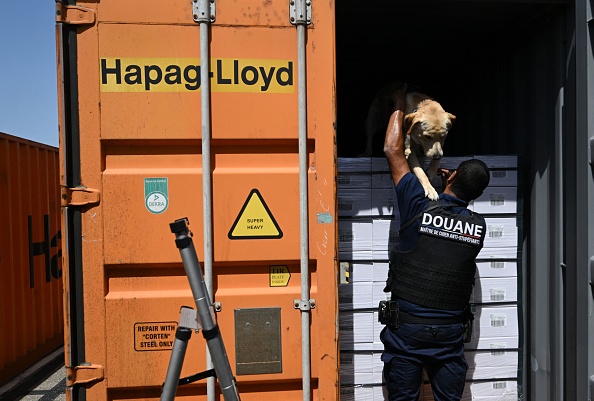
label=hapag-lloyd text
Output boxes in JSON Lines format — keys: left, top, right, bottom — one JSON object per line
{"left": 100, "top": 58, "right": 294, "bottom": 93}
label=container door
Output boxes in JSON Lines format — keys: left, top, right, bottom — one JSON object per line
{"left": 56, "top": 1, "right": 338, "bottom": 400}
{"left": 565, "top": 0, "right": 594, "bottom": 399}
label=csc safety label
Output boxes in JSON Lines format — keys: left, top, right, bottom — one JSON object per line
{"left": 100, "top": 58, "right": 295, "bottom": 93}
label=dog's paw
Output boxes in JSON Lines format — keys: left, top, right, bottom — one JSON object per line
{"left": 425, "top": 185, "right": 439, "bottom": 201}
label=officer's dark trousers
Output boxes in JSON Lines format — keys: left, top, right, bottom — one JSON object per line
{"left": 380, "top": 323, "right": 468, "bottom": 401}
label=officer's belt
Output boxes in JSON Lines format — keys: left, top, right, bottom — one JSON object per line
{"left": 391, "top": 310, "right": 464, "bottom": 326}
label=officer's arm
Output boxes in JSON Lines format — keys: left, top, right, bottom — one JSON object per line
{"left": 383, "top": 88, "right": 410, "bottom": 187}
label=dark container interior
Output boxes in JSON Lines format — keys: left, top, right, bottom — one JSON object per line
{"left": 335, "top": 2, "right": 574, "bottom": 400}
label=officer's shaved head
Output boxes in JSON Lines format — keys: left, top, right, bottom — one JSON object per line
{"left": 450, "top": 159, "right": 490, "bottom": 202}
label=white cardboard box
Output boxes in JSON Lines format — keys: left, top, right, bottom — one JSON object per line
{"left": 338, "top": 283, "right": 389, "bottom": 311}
{"left": 466, "top": 364, "right": 519, "bottom": 381}
{"left": 462, "top": 395, "right": 518, "bottom": 401}
{"left": 465, "top": 335, "right": 520, "bottom": 351}
{"left": 372, "top": 219, "right": 399, "bottom": 261}
{"left": 349, "top": 261, "right": 375, "bottom": 282}
{"left": 373, "top": 385, "right": 389, "bottom": 400}
{"left": 338, "top": 219, "right": 373, "bottom": 252}
{"left": 371, "top": 173, "right": 394, "bottom": 189}
{"left": 339, "top": 310, "right": 376, "bottom": 344}
{"left": 425, "top": 381, "right": 519, "bottom": 401}
{"left": 483, "top": 217, "right": 518, "bottom": 248}
{"left": 339, "top": 282, "right": 374, "bottom": 310}
{"left": 340, "top": 385, "right": 375, "bottom": 401}
{"left": 338, "top": 187, "right": 373, "bottom": 217}
{"left": 476, "top": 260, "right": 518, "bottom": 278}
{"left": 373, "top": 310, "right": 385, "bottom": 339}
{"left": 472, "top": 187, "right": 518, "bottom": 214}
{"left": 371, "top": 157, "right": 390, "bottom": 172}
{"left": 340, "top": 341, "right": 385, "bottom": 352}
{"left": 465, "top": 350, "right": 518, "bottom": 370}
{"left": 339, "top": 250, "right": 374, "bottom": 261}
{"left": 477, "top": 247, "right": 519, "bottom": 260}
{"left": 337, "top": 173, "right": 371, "bottom": 189}
{"left": 472, "top": 305, "right": 519, "bottom": 339}
{"left": 424, "top": 381, "right": 519, "bottom": 401}
{"left": 371, "top": 187, "right": 398, "bottom": 217}
{"left": 487, "top": 170, "right": 518, "bottom": 187}
{"left": 338, "top": 157, "right": 371, "bottom": 173}
{"left": 471, "top": 277, "right": 518, "bottom": 304}
{"left": 372, "top": 262, "right": 390, "bottom": 282}
{"left": 424, "top": 349, "right": 518, "bottom": 383}
{"left": 342, "top": 351, "right": 384, "bottom": 385}
{"left": 347, "top": 261, "right": 390, "bottom": 283}
{"left": 464, "top": 380, "right": 517, "bottom": 399}
{"left": 422, "top": 156, "right": 472, "bottom": 170}
{"left": 373, "top": 282, "right": 390, "bottom": 305}
{"left": 474, "top": 155, "right": 518, "bottom": 169}
{"left": 340, "top": 352, "right": 374, "bottom": 384}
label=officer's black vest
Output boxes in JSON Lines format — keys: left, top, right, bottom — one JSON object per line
{"left": 389, "top": 200, "right": 487, "bottom": 310}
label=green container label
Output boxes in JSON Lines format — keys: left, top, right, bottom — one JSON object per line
{"left": 144, "top": 178, "right": 169, "bottom": 214}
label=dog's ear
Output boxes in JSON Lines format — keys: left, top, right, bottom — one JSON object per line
{"left": 447, "top": 113, "right": 457, "bottom": 123}
{"left": 404, "top": 113, "right": 416, "bottom": 135}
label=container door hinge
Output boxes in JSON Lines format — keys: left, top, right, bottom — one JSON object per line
{"left": 66, "top": 364, "right": 104, "bottom": 387}
{"left": 290, "top": 0, "right": 312, "bottom": 25}
{"left": 61, "top": 186, "right": 101, "bottom": 207}
{"left": 56, "top": 3, "right": 96, "bottom": 25}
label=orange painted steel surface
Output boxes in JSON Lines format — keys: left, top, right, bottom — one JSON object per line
{"left": 0, "top": 133, "right": 63, "bottom": 385}
{"left": 58, "top": 1, "right": 337, "bottom": 400}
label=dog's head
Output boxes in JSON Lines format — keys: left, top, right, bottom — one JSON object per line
{"left": 404, "top": 99, "right": 455, "bottom": 160}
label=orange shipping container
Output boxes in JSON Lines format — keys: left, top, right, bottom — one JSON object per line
{"left": 56, "top": 1, "right": 338, "bottom": 400}
{"left": 0, "top": 133, "right": 63, "bottom": 385}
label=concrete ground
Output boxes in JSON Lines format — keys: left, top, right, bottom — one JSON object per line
{"left": 0, "top": 348, "right": 65, "bottom": 401}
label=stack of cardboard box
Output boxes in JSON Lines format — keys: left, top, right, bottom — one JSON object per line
{"left": 337, "top": 158, "right": 392, "bottom": 401}
{"left": 338, "top": 156, "right": 520, "bottom": 401}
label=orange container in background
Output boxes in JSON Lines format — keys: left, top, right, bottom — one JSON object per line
{"left": 0, "top": 132, "right": 63, "bottom": 385}
{"left": 56, "top": 1, "right": 337, "bottom": 400}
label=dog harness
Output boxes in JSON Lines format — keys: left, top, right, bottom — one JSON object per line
{"left": 387, "top": 201, "right": 486, "bottom": 311}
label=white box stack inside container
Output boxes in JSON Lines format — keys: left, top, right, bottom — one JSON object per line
{"left": 338, "top": 156, "right": 520, "bottom": 401}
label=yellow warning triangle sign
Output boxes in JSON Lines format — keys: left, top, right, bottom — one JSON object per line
{"left": 228, "top": 189, "right": 283, "bottom": 239}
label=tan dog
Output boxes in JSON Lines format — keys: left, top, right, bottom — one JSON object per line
{"left": 360, "top": 82, "right": 456, "bottom": 200}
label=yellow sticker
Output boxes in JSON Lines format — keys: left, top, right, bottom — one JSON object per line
{"left": 100, "top": 58, "right": 295, "bottom": 93}
{"left": 270, "top": 265, "right": 291, "bottom": 287}
{"left": 228, "top": 189, "right": 283, "bottom": 239}
{"left": 134, "top": 321, "right": 177, "bottom": 352}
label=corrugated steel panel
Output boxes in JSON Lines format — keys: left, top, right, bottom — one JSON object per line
{"left": 0, "top": 132, "right": 63, "bottom": 385}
